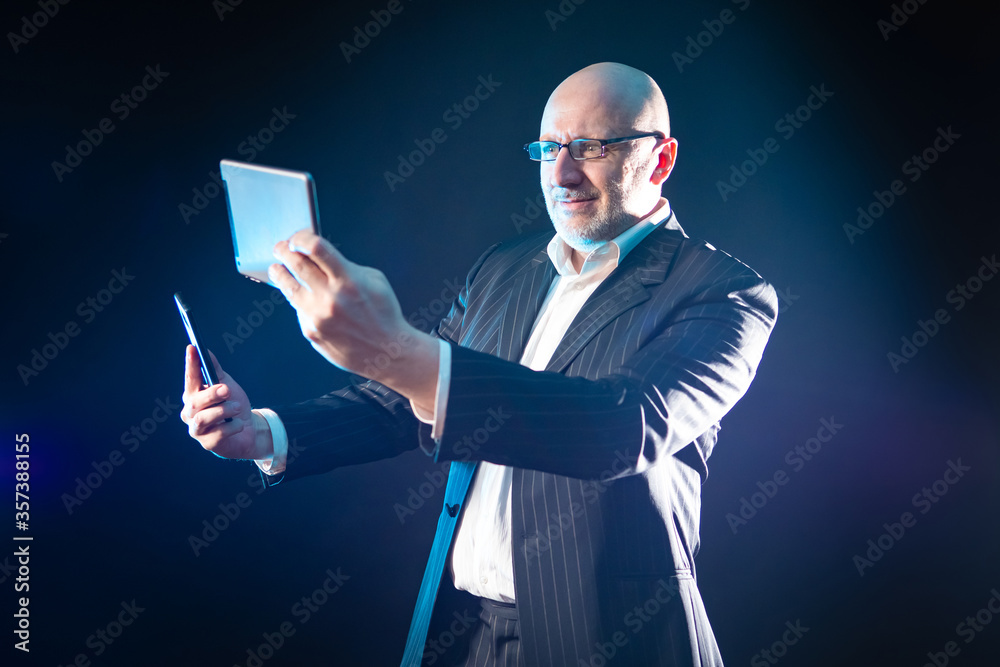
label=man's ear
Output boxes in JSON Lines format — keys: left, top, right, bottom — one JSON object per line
{"left": 650, "top": 137, "right": 678, "bottom": 186}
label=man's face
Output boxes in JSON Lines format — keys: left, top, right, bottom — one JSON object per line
{"left": 539, "top": 99, "right": 660, "bottom": 252}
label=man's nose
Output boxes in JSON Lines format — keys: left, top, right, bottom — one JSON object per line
{"left": 548, "top": 145, "right": 584, "bottom": 187}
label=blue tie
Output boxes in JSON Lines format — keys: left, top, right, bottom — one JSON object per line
{"left": 399, "top": 460, "right": 478, "bottom": 667}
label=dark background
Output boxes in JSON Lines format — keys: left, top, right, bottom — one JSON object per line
{"left": 2, "top": 0, "right": 998, "bottom": 665}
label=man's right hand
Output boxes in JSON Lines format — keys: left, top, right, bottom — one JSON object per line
{"left": 180, "top": 345, "right": 272, "bottom": 460}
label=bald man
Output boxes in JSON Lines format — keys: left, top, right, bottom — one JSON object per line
{"left": 182, "top": 63, "right": 777, "bottom": 666}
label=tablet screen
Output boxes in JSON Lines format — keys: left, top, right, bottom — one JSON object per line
{"left": 220, "top": 159, "right": 321, "bottom": 285}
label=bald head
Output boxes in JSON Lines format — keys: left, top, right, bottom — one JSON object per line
{"left": 541, "top": 62, "right": 670, "bottom": 138}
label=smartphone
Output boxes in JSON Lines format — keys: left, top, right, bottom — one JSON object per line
{"left": 174, "top": 292, "right": 220, "bottom": 387}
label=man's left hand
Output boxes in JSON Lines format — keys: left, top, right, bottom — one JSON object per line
{"left": 269, "top": 230, "right": 439, "bottom": 408}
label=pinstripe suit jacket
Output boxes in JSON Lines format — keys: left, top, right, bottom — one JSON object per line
{"left": 267, "top": 212, "right": 778, "bottom": 666}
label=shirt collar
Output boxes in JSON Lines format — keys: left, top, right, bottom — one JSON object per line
{"left": 546, "top": 198, "right": 672, "bottom": 277}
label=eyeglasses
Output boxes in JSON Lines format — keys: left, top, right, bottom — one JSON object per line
{"left": 524, "top": 132, "right": 664, "bottom": 161}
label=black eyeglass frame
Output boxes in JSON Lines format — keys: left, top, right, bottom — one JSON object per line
{"left": 523, "top": 132, "right": 665, "bottom": 161}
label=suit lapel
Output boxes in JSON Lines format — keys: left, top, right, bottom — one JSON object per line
{"left": 497, "top": 248, "right": 557, "bottom": 362}
{"left": 544, "top": 216, "right": 685, "bottom": 373}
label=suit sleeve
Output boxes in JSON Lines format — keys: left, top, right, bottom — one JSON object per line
{"left": 425, "top": 255, "right": 778, "bottom": 481}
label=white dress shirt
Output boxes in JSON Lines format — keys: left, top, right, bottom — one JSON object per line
{"left": 254, "top": 199, "right": 673, "bottom": 603}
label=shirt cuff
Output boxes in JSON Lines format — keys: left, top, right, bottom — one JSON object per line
{"left": 409, "top": 339, "right": 450, "bottom": 441}
{"left": 252, "top": 408, "right": 288, "bottom": 475}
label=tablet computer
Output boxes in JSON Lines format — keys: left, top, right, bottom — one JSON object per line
{"left": 220, "top": 159, "right": 321, "bottom": 284}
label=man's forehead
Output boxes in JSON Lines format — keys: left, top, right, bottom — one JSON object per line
{"left": 540, "top": 100, "right": 630, "bottom": 139}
